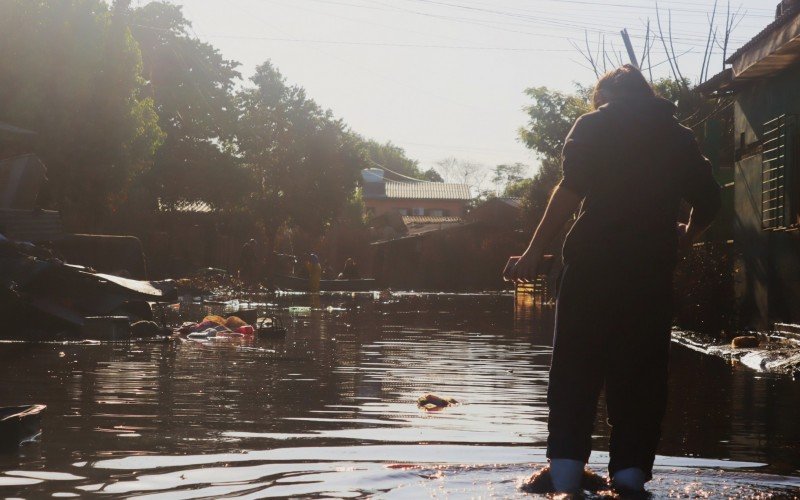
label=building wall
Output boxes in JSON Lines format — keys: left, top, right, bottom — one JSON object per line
{"left": 734, "top": 63, "right": 800, "bottom": 327}
{"left": 365, "top": 198, "right": 467, "bottom": 218}
{"left": 369, "top": 223, "right": 529, "bottom": 291}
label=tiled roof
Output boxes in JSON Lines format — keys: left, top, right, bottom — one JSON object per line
{"left": 384, "top": 181, "right": 471, "bottom": 200}
{"left": 726, "top": 6, "right": 800, "bottom": 63}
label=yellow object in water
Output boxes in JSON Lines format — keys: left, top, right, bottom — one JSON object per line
{"left": 203, "top": 315, "right": 226, "bottom": 326}
{"left": 225, "top": 316, "right": 247, "bottom": 329}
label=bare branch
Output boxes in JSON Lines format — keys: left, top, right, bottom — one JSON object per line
{"left": 700, "top": 0, "right": 718, "bottom": 83}
{"left": 639, "top": 20, "right": 651, "bottom": 65}
{"left": 570, "top": 36, "right": 600, "bottom": 78}
{"left": 655, "top": 2, "right": 680, "bottom": 82}
{"left": 584, "top": 30, "right": 600, "bottom": 77}
{"left": 667, "top": 9, "right": 687, "bottom": 86}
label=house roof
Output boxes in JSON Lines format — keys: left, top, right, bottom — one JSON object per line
{"left": 695, "top": 68, "right": 735, "bottom": 95}
{"left": 727, "top": 6, "right": 800, "bottom": 64}
{"left": 467, "top": 197, "right": 524, "bottom": 225}
{"left": 699, "top": 6, "right": 800, "bottom": 94}
{"left": 157, "top": 199, "right": 215, "bottom": 213}
{"left": 402, "top": 215, "right": 466, "bottom": 237}
{"left": 371, "top": 216, "right": 471, "bottom": 245}
{"left": 497, "top": 197, "right": 523, "bottom": 209}
{"left": 383, "top": 180, "right": 471, "bottom": 200}
{"left": 401, "top": 215, "right": 464, "bottom": 225}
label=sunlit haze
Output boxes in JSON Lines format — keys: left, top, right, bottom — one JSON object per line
{"left": 146, "top": 0, "right": 775, "bottom": 179}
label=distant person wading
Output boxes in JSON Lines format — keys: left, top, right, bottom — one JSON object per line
{"left": 505, "top": 65, "right": 721, "bottom": 494}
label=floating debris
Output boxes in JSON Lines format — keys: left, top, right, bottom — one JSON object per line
{"left": 256, "top": 316, "right": 287, "bottom": 336}
{"left": 177, "top": 314, "right": 257, "bottom": 339}
{"left": 673, "top": 330, "right": 800, "bottom": 375}
{"left": 0, "top": 404, "right": 46, "bottom": 451}
{"left": 224, "top": 316, "right": 247, "bottom": 329}
{"left": 731, "top": 336, "right": 760, "bottom": 349}
{"left": 417, "top": 394, "right": 458, "bottom": 410}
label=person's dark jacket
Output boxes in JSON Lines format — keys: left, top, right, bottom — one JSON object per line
{"left": 559, "top": 96, "right": 721, "bottom": 267}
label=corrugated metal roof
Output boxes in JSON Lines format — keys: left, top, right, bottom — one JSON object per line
{"left": 371, "top": 217, "right": 472, "bottom": 244}
{"left": 726, "top": 6, "right": 800, "bottom": 63}
{"left": 0, "top": 209, "right": 64, "bottom": 242}
{"left": 384, "top": 181, "right": 471, "bottom": 200}
{"left": 401, "top": 215, "right": 464, "bottom": 225}
{"left": 402, "top": 215, "right": 466, "bottom": 237}
{"left": 695, "top": 68, "right": 734, "bottom": 95}
{"left": 157, "top": 199, "right": 215, "bottom": 213}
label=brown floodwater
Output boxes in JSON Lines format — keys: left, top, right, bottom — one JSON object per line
{"left": 1, "top": 293, "right": 799, "bottom": 498}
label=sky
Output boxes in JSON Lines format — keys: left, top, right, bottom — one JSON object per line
{"left": 143, "top": 0, "right": 778, "bottom": 182}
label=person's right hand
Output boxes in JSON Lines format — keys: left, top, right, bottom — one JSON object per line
{"left": 677, "top": 222, "right": 694, "bottom": 251}
{"left": 505, "top": 249, "right": 543, "bottom": 283}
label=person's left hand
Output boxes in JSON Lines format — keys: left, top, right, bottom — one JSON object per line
{"left": 507, "top": 249, "right": 544, "bottom": 283}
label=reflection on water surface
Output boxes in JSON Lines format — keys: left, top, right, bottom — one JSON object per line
{"left": 1, "top": 294, "right": 799, "bottom": 497}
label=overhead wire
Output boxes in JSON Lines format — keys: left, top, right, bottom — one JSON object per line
{"left": 366, "top": 157, "right": 436, "bottom": 182}
{"left": 362, "top": 0, "right": 756, "bottom": 45}
{"left": 196, "top": 33, "right": 577, "bottom": 51}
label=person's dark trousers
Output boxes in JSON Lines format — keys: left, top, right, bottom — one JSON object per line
{"left": 546, "top": 260, "right": 674, "bottom": 480}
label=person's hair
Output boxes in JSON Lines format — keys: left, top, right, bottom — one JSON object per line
{"left": 592, "top": 64, "right": 656, "bottom": 109}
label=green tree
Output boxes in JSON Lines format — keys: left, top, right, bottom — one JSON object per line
{"left": 517, "top": 85, "right": 591, "bottom": 225}
{"left": 359, "top": 139, "right": 433, "bottom": 181}
{"left": 503, "top": 178, "right": 533, "bottom": 199}
{"left": 519, "top": 86, "right": 592, "bottom": 161}
{"left": 237, "top": 61, "right": 368, "bottom": 247}
{"left": 0, "top": 0, "right": 163, "bottom": 229}
{"left": 421, "top": 168, "right": 444, "bottom": 182}
{"left": 129, "top": 2, "right": 249, "bottom": 209}
{"left": 492, "top": 163, "right": 527, "bottom": 196}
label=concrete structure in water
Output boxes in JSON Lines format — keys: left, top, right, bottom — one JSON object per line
{"left": 699, "top": 1, "right": 800, "bottom": 328}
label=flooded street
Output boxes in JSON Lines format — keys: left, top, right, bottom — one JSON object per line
{"left": 1, "top": 294, "right": 799, "bottom": 498}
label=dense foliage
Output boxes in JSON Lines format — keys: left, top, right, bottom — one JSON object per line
{"left": 359, "top": 139, "right": 442, "bottom": 181}
{"left": 129, "top": 1, "right": 249, "bottom": 209}
{"left": 0, "top": 0, "right": 164, "bottom": 229}
{"left": 0, "top": 0, "right": 427, "bottom": 257}
{"left": 236, "top": 62, "right": 367, "bottom": 243}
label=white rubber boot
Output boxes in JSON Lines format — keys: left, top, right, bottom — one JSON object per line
{"left": 549, "top": 458, "right": 585, "bottom": 493}
{"left": 611, "top": 467, "right": 646, "bottom": 492}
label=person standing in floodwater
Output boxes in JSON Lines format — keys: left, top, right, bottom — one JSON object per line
{"left": 305, "top": 253, "right": 322, "bottom": 294}
{"left": 506, "top": 65, "right": 721, "bottom": 494}
{"left": 239, "top": 239, "right": 258, "bottom": 284}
